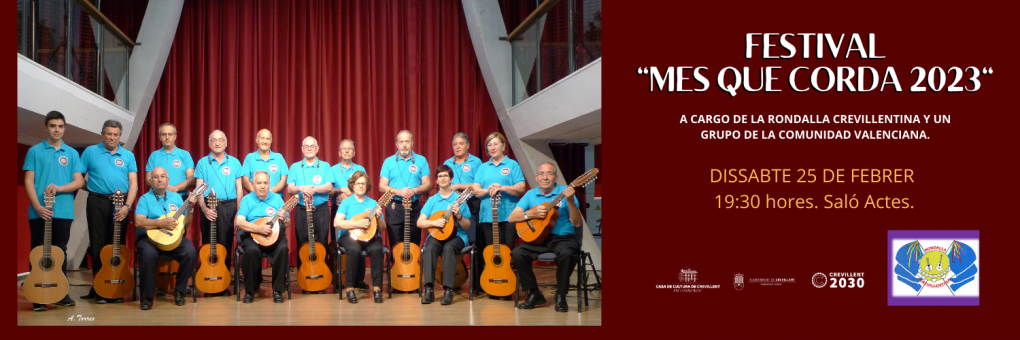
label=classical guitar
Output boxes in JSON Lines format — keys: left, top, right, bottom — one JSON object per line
{"left": 480, "top": 193, "right": 516, "bottom": 297}
{"left": 94, "top": 190, "right": 135, "bottom": 299}
{"left": 516, "top": 168, "right": 599, "bottom": 244}
{"left": 390, "top": 199, "right": 421, "bottom": 292}
{"left": 435, "top": 255, "right": 468, "bottom": 289}
{"left": 298, "top": 195, "right": 333, "bottom": 292}
{"left": 148, "top": 183, "right": 208, "bottom": 250}
{"left": 23, "top": 193, "right": 70, "bottom": 304}
{"left": 250, "top": 195, "right": 300, "bottom": 247}
{"left": 347, "top": 190, "right": 396, "bottom": 242}
{"left": 196, "top": 190, "right": 231, "bottom": 294}
{"left": 427, "top": 190, "right": 473, "bottom": 241}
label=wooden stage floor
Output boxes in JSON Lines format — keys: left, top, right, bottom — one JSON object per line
{"left": 17, "top": 266, "right": 601, "bottom": 326}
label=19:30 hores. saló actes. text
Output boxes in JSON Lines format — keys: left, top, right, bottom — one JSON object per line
{"left": 710, "top": 168, "right": 913, "bottom": 209}
{"left": 714, "top": 193, "right": 911, "bottom": 209}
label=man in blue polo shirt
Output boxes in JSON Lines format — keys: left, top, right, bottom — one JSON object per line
{"left": 379, "top": 130, "right": 432, "bottom": 248}
{"left": 235, "top": 170, "right": 290, "bottom": 303}
{"left": 79, "top": 119, "right": 137, "bottom": 304}
{"left": 241, "top": 129, "right": 288, "bottom": 194}
{"left": 443, "top": 132, "right": 482, "bottom": 224}
{"left": 416, "top": 165, "right": 471, "bottom": 305}
{"left": 133, "top": 167, "right": 199, "bottom": 310}
{"left": 509, "top": 163, "right": 582, "bottom": 312}
{"left": 23, "top": 111, "right": 83, "bottom": 311}
{"left": 145, "top": 123, "right": 195, "bottom": 240}
{"left": 287, "top": 136, "right": 333, "bottom": 282}
{"left": 195, "top": 130, "right": 243, "bottom": 271}
{"left": 329, "top": 138, "right": 367, "bottom": 288}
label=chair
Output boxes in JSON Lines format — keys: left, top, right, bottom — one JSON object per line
{"left": 233, "top": 234, "right": 291, "bottom": 301}
{"left": 132, "top": 250, "right": 198, "bottom": 308}
{"left": 513, "top": 225, "right": 592, "bottom": 313}
{"left": 418, "top": 242, "right": 476, "bottom": 301}
{"left": 335, "top": 242, "right": 390, "bottom": 300}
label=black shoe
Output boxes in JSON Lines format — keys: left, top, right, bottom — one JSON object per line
{"left": 441, "top": 288, "right": 454, "bottom": 305}
{"left": 373, "top": 289, "right": 383, "bottom": 303}
{"left": 554, "top": 294, "right": 568, "bottom": 312}
{"left": 140, "top": 299, "right": 153, "bottom": 310}
{"left": 421, "top": 286, "right": 434, "bottom": 304}
{"left": 80, "top": 290, "right": 97, "bottom": 300}
{"left": 54, "top": 296, "right": 76, "bottom": 307}
{"left": 174, "top": 291, "right": 186, "bottom": 306}
{"left": 355, "top": 282, "right": 370, "bottom": 290}
{"left": 346, "top": 290, "right": 358, "bottom": 304}
{"left": 487, "top": 294, "right": 512, "bottom": 301}
{"left": 94, "top": 297, "right": 107, "bottom": 304}
{"left": 243, "top": 292, "right": 254, "bottom": 304}
{"left": 32, "top": 303, "right": 47, "bottom": 312}
{"left": 517, "top": 291, "right": 546, "bottom": 310}
{"left": 273, "top": 291, "right": 284, "bottom": 303}
{"left": 108, "top": 297, "right": 123, "bottom": 303}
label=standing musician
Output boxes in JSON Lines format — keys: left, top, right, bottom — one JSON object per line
{"left": 334, "top": 171, "right": 386, "bottom": 304}
{"left": 144, "top": 123, "right": 195, "bottom": 242}
{"left": 417, "top": 165, "right": 471, "bottom": 305}
{"left": 133, "top": 167, "right": 199, "bottom": 310}
{"left": 470, "top": 132, "right": 525, "bottom": 298}
{"left": 241, "top": 129, "right": 288, "bottom": 194}
{"left": 379, "top": 130, "right": 432, "bottom": 250}
{"left": 235, "top": 171, "right": 290, "bottom": 303}
{"left": 24, "top": 111, "right": 83, "bottom": 311}
{"left": 443, "top": 132, "right": 482, "bottom": 292}
{"left": 195, "top": 130, "right": 243, "bottom": 272}
{"left": 80, "top": 119, "right": 137, "bottom": 304}
{"left": 287, "top": 136, "right": 334, "bottom": 288}
{"left": 330, "top": 139, "right": 368, "bottom": 289}
{"left": 509, "top": 163, "right": 582, "bottom": 312}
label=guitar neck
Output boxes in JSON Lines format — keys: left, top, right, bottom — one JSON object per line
{"left": 403, "top": 207, "right": 411, "bottom": 253}
{"left": 307, "top": 206, "right": 315, "bottom": 255}
{"left": 492, "top": 205, "right": 500, "bottom": 257}
{"left": 112, "top": 203, "right": 122, "bottom": 257}
{"left": 43, "top": 213, "right": 52, "bottom": 258}
{"left": 173, "top": 199, "right": 192, "bottom": 220}
{"left": 442, "top": 192, "right": 472, "bottom": 220}
{"left": 210, "top": 219, "right": 217, "bottom": 255}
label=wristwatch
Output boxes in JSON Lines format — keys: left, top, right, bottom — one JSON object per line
{"left": 524, "top": 211, "right": 529, "bottom": 220}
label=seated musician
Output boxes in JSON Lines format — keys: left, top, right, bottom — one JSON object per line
{"left": 508, "top": 163, "right": 581, "bottom": 312}
{"left": 133, "top": 167, "right": 199, "bottom": 310}
{"left": 234, "top": 170, "right": 290, "bottom": 303}
{"left": 333, "top": 171, "right": 386, "bottom": 304}
{"left": 417, "top": 165, "right": 471, "bottom": 305}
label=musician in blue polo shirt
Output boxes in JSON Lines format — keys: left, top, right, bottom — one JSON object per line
{"left": 287, "top": 136, "right": 334, "bottom": 283}
{"left": 144, "top": 123, "right": 196, "bottom": 242}
{"left": 235, "top": 170, "right": 290, "bottom": 304}
{"left": 241, "top": 129, "right": 289, "bottom": 194}
{"left": 416, "top": 164, "right": 471, "bottom": 305}
{"left": 133, "top": 167, "right": 199, "bottom": 310}
{"left": 470, "top": 132, "right": 525, "bottom": 299}
{"left": 79, "top": 119, "right": 137, "bottom": 304}
{"left": 23, "top": 111, "right": 83, "bottom": 311}
{"left": 508, "top": 163, "right": 582, "bottom": 312}
{"left": 334, "top": 171, "right": 385, "bottom": 304}
{"left": 378, "top": 130, "right": 432, "bottom": 249}
{"left": 443, "top": 132, "right": 483, "bottom": 222}
{"left": 329, "top": 138, "right": 368, "bottom": 288}
{"left": 195, "top": 130, "right": 243, "bottom": 271}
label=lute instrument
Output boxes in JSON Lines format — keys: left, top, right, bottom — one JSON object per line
{"left": 148, "top": 183, "right": 208, "bottom": 250}
{"left": 347, "top": 190, "right": 396, "bottom": 242}
{"left": 426, "top": 190, "right": 473, "bottom": 241}
{"left": 250, "top": 195, "right": 300, "bottom": 247}
{"left": 516, "top": 168, "right": 599, "bottom": 244}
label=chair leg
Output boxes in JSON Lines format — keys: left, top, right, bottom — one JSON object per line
{"left": 468, "top": 249, "right": 474, "bottom": 301}
{"left": 286, "top": 266, "right": 292, "bottom": 299}
{"left": 576, "top": 253, "right": 583, "bottom": 313}
{"left": 336, "top": 251, "right": 343, "bottom": 300}
{"left": 514, "top": 266, "right": 521, "bottom": 307}
{"left": 234, "top": 251, "right": 241, "bottom": 302}
{"left": 386, "top": 252, "right": 393, "bottom": 299}
{"left": 132, "top": 250, "right": 138, "bottom": 302}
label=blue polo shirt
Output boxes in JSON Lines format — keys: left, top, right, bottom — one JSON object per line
{"left": 516, "top": 185, "right": 580, "bottom": 236}
{"left": 421, "top": 191, "right": 471, "bottom": 245}
{"left": 145, "top": 146, "right": 194, "bottom": 198}
{"left": 330, "top": 162, "right": 366, "bottom": 189}
{"left": 81, "top": 143, "right": 137, "bottom": 195}
{"left": 287, "top": 158, "right": 334, "bottom": 207}
{"left": 237, "top": 191, "right": 287, "bottom": 239}
{"left": 241, "top": 150, "right": 289, "bottom": 190}
{"left": 194, "top": 153, "right": 242, "bottom": 200}
{"left": 335, "top": 195, "right": 378, "bottom": 238}
{"left": 379, "top": 152, "right": 430, "bottom": 202}
{"left": 24, "top": 141, "right": 83, "bottom": 220}
{"left": 473, "top": 157, "right": 524, "bottom": 223}
{"left": 443, "top": 154, "right": 483, "bottom": 189}
{"left": 135, "top": 189, "right": 185, "bottom": 236}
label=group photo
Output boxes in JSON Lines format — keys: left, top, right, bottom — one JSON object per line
{"left": 16, "top": 0, "right": 602, "bottom": 326}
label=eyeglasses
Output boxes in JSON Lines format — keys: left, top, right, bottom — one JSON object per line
{"left": 302, "top": 145, "right": 318, "bottom": 150}
{"left": 353, "top": 182, "right": 367, "bottom": 187}
{"left": 210, "top": 138, "right": 226, "bottom": 143}
{"left": 436, "top": 174, "right": 450, "bottom": 178}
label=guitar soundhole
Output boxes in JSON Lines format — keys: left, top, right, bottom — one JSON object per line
{"left": 492, "top": 256, "right": 502, "bottom": 266}
{"left": 39, "top": 257, "right": 54, "bottom": 270}
{"left": 209, "top": 254, "right": 218, "bottom": 264}
{"left": 309, "top": 254, "right": 317, "bottom": 262}
{"left": 110, "top": 256, "right": 121, "bottom": 267}
{"left": 402, "top": 253, "right": 411, "bottom": 263}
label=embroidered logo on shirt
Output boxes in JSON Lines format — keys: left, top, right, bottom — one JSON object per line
{"left": 172, "top": 159, "right": 182, "bottom": 168}
{"left": 409, "top": 165, "right": 418, "bottom": 173}
{"left": 222, "top": 166, "right": 231, "bottom": 175}
{"left": 169, "top": 204, "right": 179, "bottom": 212}
{"left": 269, "top": 164, "right": 278, "bottom": 173}
{"left": 313, "top": 175, "right": 322, "bottom": 185}
{"left": 365, "top": 208, "right": 373, "bottom": 213}
{"left": 58, "top": 156, "right": 68, "bottom": 166}
{"left": 462, "top": 164, "right": 471, "bottom": 172}
{"left": 266, "top": 207, "right": 276, "bottom": 216}
{"left": 500, "top": 168, "right": 510, "bottom": 175}
{"left": 115, "top": 158, "right": 125, "bottom": 167}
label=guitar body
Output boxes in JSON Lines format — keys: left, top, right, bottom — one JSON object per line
{"left": 155, "top": 260, "right": 179, "bottom": 291}
{"left": 23, "top": 245, "right": 69, "bottom": 304}
{"left": 435, "top": 254, "right": 468, "bottom": 288}
{"left": 427, "top": 211, "right": 457, "bottom": 241}
{"left": 347, "top": 212, "right": 379, "bottom": 241}
{"left": 196, "top": 244, "right": 231, "bottom": 294}
{"left": 390, "top": 242, "right": 421, "bottom": 292}
{"left": 147, "top": 212, "right": 186, "bottom": 251}
{"left": 297, "top": 242, "right": 333, "bottom": 292}
{"left": 93, "top": 244, "right": 135, "bottom": 299}
{"left": 250, "top": 217, "right": 281, "bottom": 246}
{"left": 480, "top": 244, "right": 516, "bottom": 297}
{"left": 516, "top": 202, "right": 559, "bottom": 244}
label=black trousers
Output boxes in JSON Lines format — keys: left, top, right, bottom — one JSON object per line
{"left": 200, "top": 200, "right": 236, "bottom": 269}
{"left": 386, "top": 199, "right": 422, "bottom": 248}
{"left": 28, "top": 218, "right": 72, "bottom": 279}
{"left": 136, "top": 235, "right": 197, "bottom": 300}
{"left": 295, "top": 202, "right": 331, "bottom": 270}
{"left": 86, "top": 195, "right": 128, "bottom": 279}
{"left": 333, "top": 204, "right": 366, "bottom": 285}
{"left": 338, "top": 236, "right": 384, "bottom": 288}
{"left": 422, "top": 236, "right": 465, "bottom": 289}
{"left": 240, "top": 232, "right": 289, "bottom": 293}
{"left": 511, "top": 234, "right": 579, "bottom": 294}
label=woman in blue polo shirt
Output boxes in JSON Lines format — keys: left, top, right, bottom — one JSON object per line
{"left": 416, "top": 164, "right": 471, "bottom": 305}
{"left": 333, "top": 171, "right": 385, "bottom": 304}
{"left": 470, "top": 132, "right": 525, "bottom": 298}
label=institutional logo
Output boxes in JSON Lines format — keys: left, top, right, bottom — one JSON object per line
{"left": 462, "top": 164, "right": 471, "bottom": 172}
{"left": 222, "top": 167, "right": 231, "bottom": 175}
{"left": 313, "top": 175, "right": 322, "bottom": 185}
{"left": 266, "top": 207, "right": 276, "bottom": 216}
{"left": 889, "top": 230, "right": 979, "bottom": 306}
{"left": 733, "top": 273, "right": 744, "bottom": 291}
{"left": 656, "top": 268, "right": 719, "bottom": 293}
{"left": 812, "top": 273, "right": 828, "bottom": 288}
{"left": 58, "top": 156, "right": 68, "bottom": 166}
{"left": 169, "top": 204, "right": 178, "bottom": 212}
{"left": 269, "top": 164, "right": 278, "bottom": 173}
{"left": 409, "top": 165, "right": 418, "bottom": 173}
{"left": 680, "top": 268, "right": 697, "bottom": 282}
{"left": 500, "top": 168, "right": 510, "bottom": 175}
{"left": 115, "top": 158, "right": 124, "bottom": 167}
{"left": 172, "top": 159, "right": 182, "bottom": 168}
